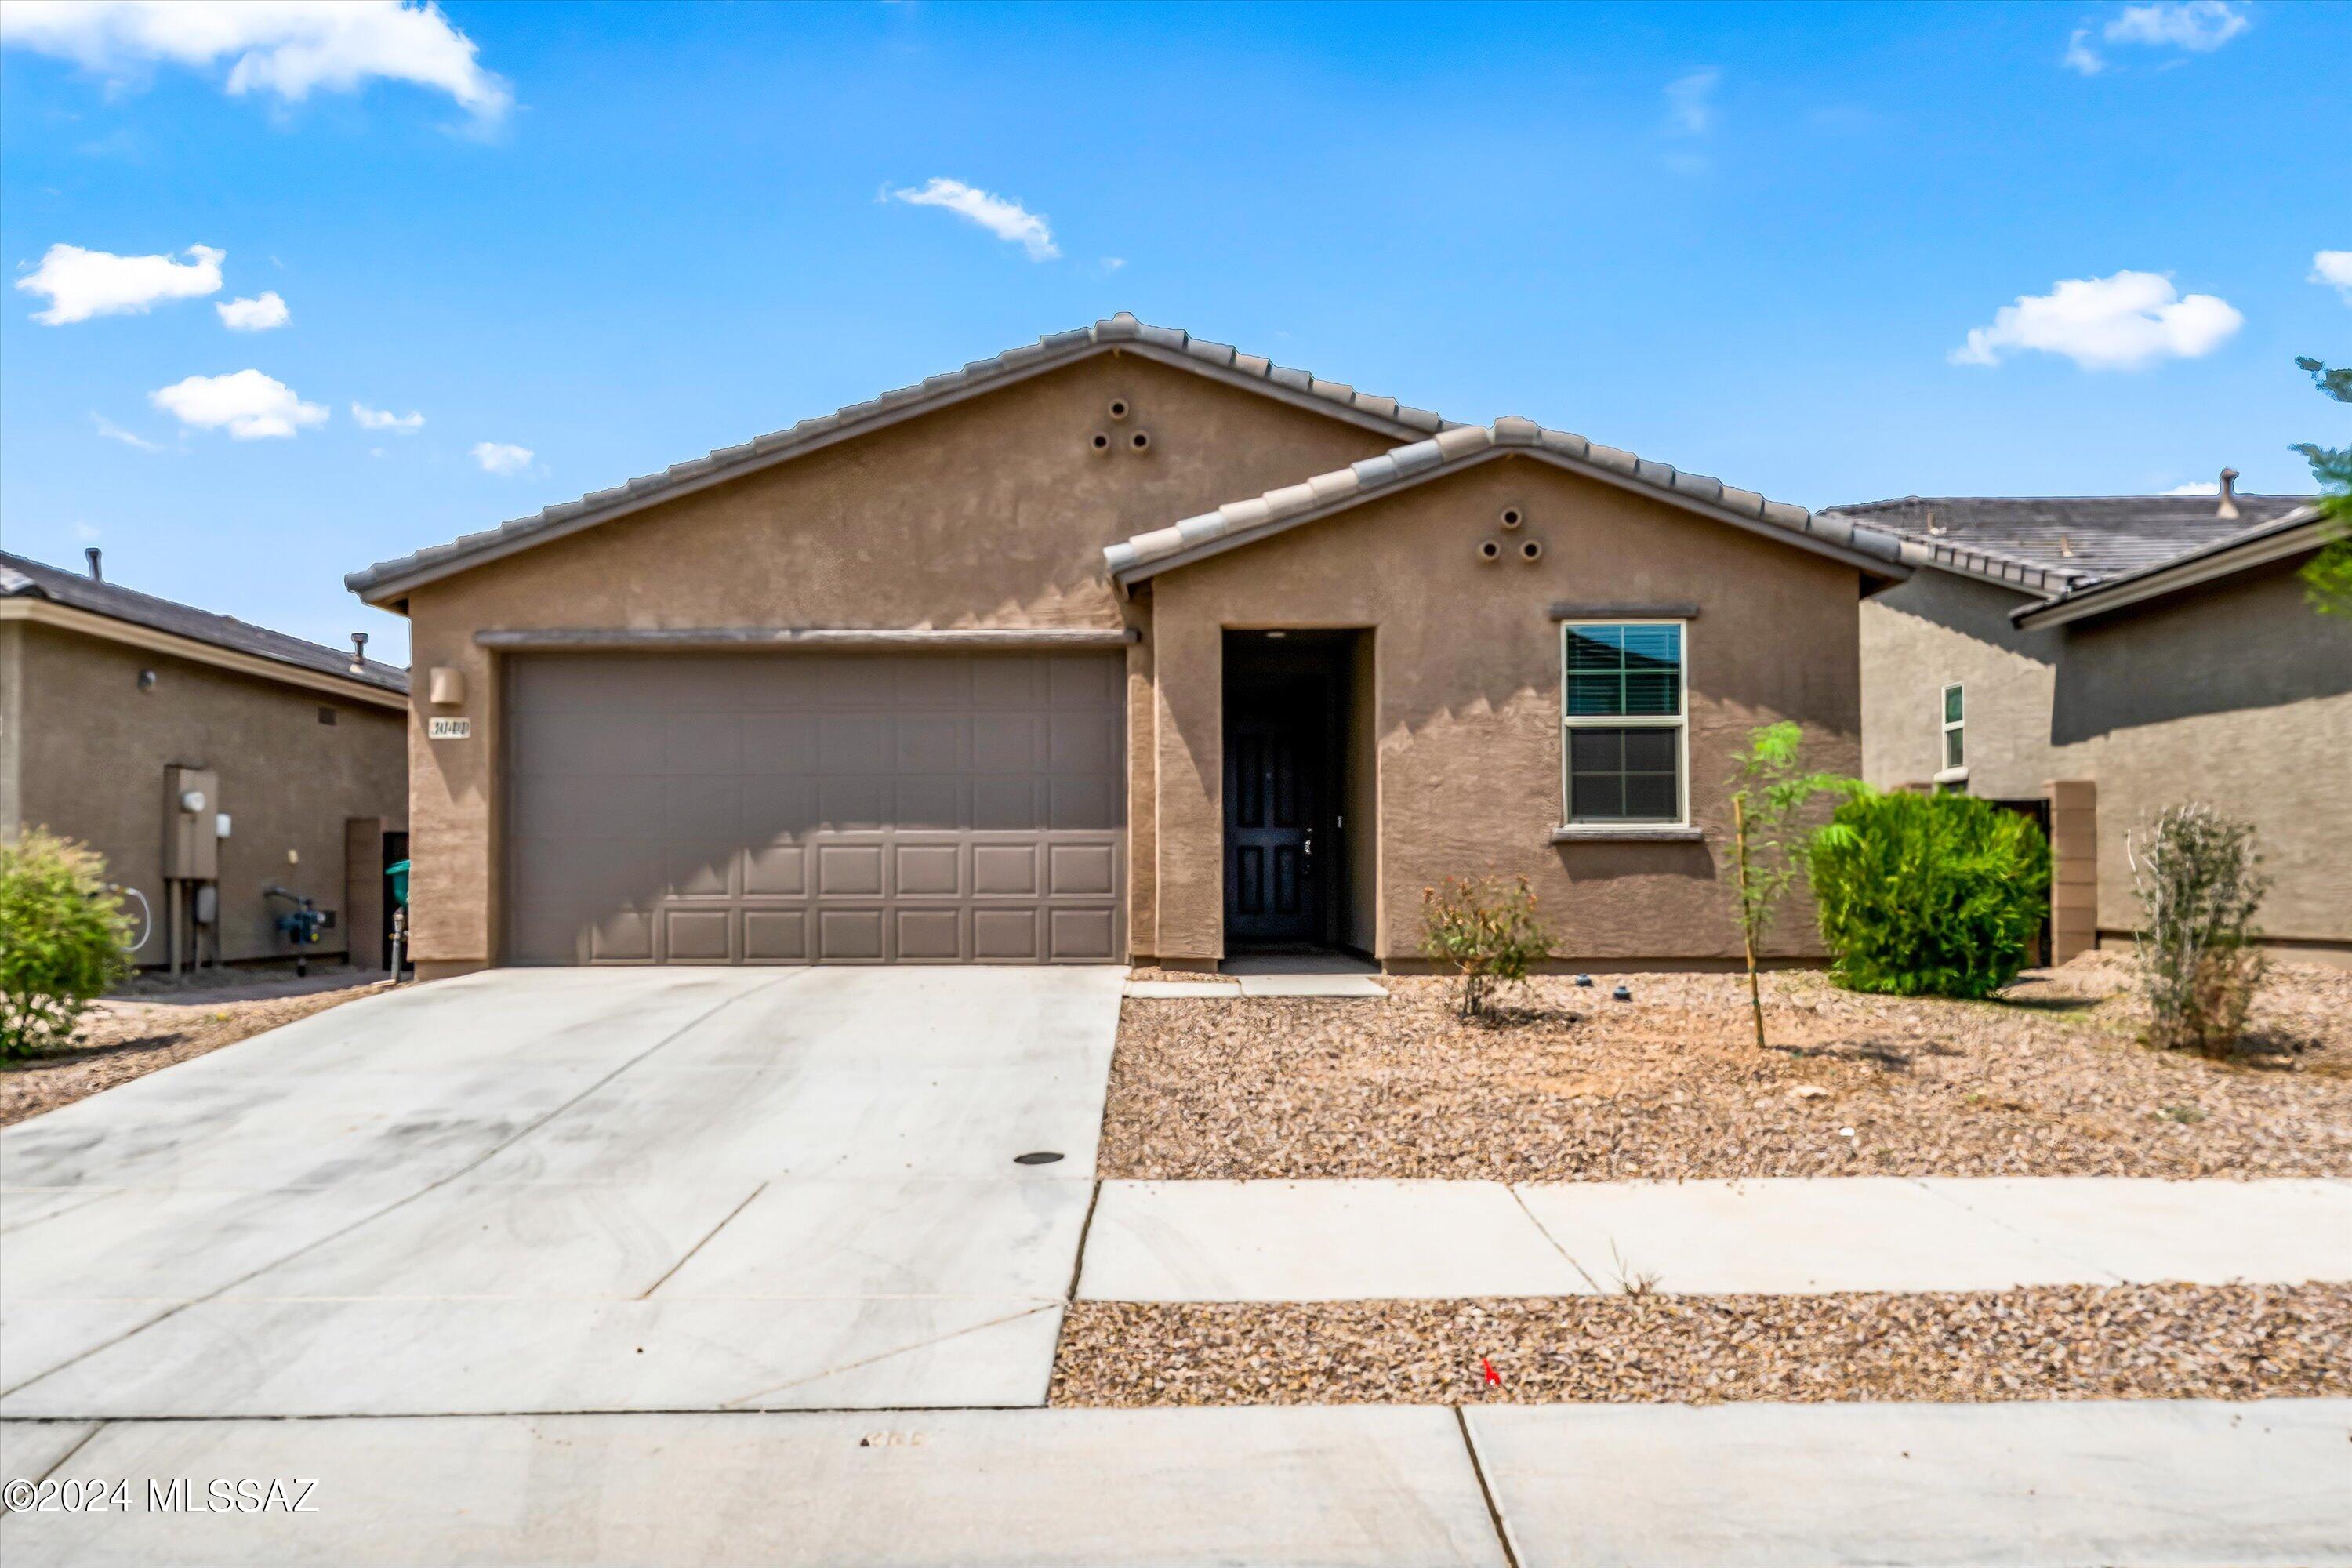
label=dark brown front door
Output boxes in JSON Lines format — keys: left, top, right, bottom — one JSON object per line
{"left": 1224, "top": 678, "right": 1327, "bottom": 947}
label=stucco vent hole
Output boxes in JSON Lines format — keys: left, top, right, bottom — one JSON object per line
{"left": 1520, "top": 539, "right": 1544, "bottom": 562}
{"left": 1129, "top": 430, "right": 1152, "bottom": 452}
{"left": 1089, "top": 432, "right": 1112, "bottom": 455}
{"left": 1108, "top": 398, "right": 1131, "bottom": 421}
{"left": 1014, "top": 1151, "right": 1065, "bottom": 1166}
{"left": 1500, "top": 506, "right": 1523, "bottom": 529}
{"left": 1477, "top": 539, "right": 1501, "bottom": 562}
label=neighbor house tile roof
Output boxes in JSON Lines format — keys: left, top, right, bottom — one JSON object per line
{"left": 347, "top": 313, "right": 1454, "bottom": 603}
{"left": 2, "top": 551, "right": 408, "bottom": 695}
{"left": 2011, "top": 503, "right": 2332, "bottom": 628}
{"left": 1820, "top": 493, "right": 2315, "bottom": 589}
{"left": 1104, "top": 416, "right": 1912, "bottom": 582}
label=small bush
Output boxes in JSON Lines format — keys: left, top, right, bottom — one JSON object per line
{"left": 0, "top": 829, "right": 133, "bottom": 1058}
{"left": 1806, "top": 792, "right": 2050, "bottom": 998}
{"left": 2129, "top": 804, "right": 2267, "bottom": 1056}
{"left": 1421, "top": 875, "right": 1552, "bottom": 1020}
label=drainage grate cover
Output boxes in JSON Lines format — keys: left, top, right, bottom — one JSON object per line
{"left": 1014, "top": 1151, "right": 1065, "bottom": 1166}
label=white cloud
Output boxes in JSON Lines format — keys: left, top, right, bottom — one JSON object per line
{"left": 16, "top": 241, "right": 222, "bottom": 324}
{"left": 0, "top": 0, "right": 510, "bottom": 119}
{"left": 1665, "top": 68, "right": 1720, "bottom": 135}
{"left": 352, "top": 401, "right": 424, "bottom": 432}
{"left": 2162, "top": 481, "right": 2220, "bottom": 495}
{"left": 1951, "top": 270, "right": 2242, "bottom": 371}
{"left": 2063, "top": 28, "right": 2107, "bottom": 74}
{"left": 2312, "top": 250, "right": 2352, "bottom": 303}
{"left": 149, "top": 368, "right": 328, "bottom": 439}
{"left": 887, "top": 178, "right": 1058, "bottom": 261}
{"left": 72, "top": 521, "right": 102, "bottom": 541}
{"left": 1102, "top": 256, "right": 1127, "bottom": 271}
{"left": 471, "top": 440, "right": 532, "bottom": 474}
{"left": 91, "top": 412, "right": 164, "bottom": 450}
{"left": 2106, "top": 2, "right": 2249, "bottom": 52}
{"left": 216, "top": 290, "right": 289, "bottom": 331}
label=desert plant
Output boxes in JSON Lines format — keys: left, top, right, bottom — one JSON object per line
{"left": 1806, "top": 791, "right": 2051, "bottom": 998}
{"left": 1727, "top": 722, "right": 1857, "bottom": 1048}
{"left": 0, "top": 829, "right": 133, "bottom": 1058}
{"left": 2128, "top": 804, "right": 2268, "bottom": 1055}
{"left": 1421, "top": 875, "right": 1552, "bottom": 1020}
{"left": 2290, "top": 356, "right": 2352, "bottom": 618}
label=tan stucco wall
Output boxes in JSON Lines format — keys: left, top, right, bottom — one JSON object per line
{"left": 395, "top": 351, "right": 1397, "bottom": 970}
{"left": 1145, "top": 453, "right": 1866, "bottom": 964}
{"left": 1861, "top": 562, "right": 2352, "bottom": 947}
{"left": 7, "top": 623, "right": 408, "bottom": 965}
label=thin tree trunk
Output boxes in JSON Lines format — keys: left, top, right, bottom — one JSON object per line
{"left": 1734, "top": 793, "right": 1765, "bottom": 1050}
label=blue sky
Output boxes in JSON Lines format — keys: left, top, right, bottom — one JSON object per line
{"left": 3, "top": 0, "right": 2346, "bottom": 665}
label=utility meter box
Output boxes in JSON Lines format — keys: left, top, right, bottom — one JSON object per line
{"left": 162, "top": 765, "right": 221, "bottom": 880}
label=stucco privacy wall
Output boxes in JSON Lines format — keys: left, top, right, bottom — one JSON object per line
{"left": 397, "top": 353, "right": 1396, "bottom": 972}
{"left": 9, "top": 624, "right": 408, "bottom": 964}
{"left": 1863, "top": 561, "right": 2351, "bottom": 949}
{"left": 1145, "top": 454, "right": 1865, "bottom": 964}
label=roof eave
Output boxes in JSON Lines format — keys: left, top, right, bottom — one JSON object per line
{"left": 1112, "top": 442, "right": 1914, "bottom": 587}
{"left": 346, "top": 330, "right": 1447, "bottom": 607}
{"left": 2012, "top": 508, "right": 2331, "bottom": 629}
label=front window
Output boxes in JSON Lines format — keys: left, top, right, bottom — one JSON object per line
{"left": 1563, "top": 622, "right": 1686, "bottom": 824}
{"left": 1941, "top": 682, "right": 1965, "bottom": 770}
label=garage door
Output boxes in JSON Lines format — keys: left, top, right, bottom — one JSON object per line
{"left": 505, "top": 651, "right": 1125, "bottom": 964}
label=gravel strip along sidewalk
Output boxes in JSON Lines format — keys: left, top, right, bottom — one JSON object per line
{"left": 1051, "top": 1283, "right": 2352, "bottom": 1407}
{"left": 1102, "top": 955, "right": 2352, "bottom": 1181}
{"left": 1, "top": 975, "right": 387, "bottom": 1127}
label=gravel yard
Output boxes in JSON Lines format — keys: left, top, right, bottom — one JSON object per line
{"left": 1102, "top": 954, "right": 2352, "bottom": 1181}
{"left": 1, "top": 967, "right": 387, "bottom": 1127}
{"left": 1051, "top": 1283, "right": 2352, "bottom": 1407}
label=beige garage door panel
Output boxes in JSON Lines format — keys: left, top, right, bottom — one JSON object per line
{"left": 506, "top": 651, "right": 1125, "bottom": 965}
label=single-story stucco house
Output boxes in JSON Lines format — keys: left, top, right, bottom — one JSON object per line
{"left": 3, "top": 549, "right": 410, "bottom": 972}
{"left": 347, "top": 314, "right": 1917, "bottom": 977}
{"left": 1838, "top": 483, "right": 2348, "bottom": 967}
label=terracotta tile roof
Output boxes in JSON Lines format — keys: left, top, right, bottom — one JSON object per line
{"left": 3, "top": 551, "right": 408, "bottom": 695}
{"left": 346, "top": 314, "right": 1452, "bottom": 603}
{"left": 1104, "top": 416, "right": 1911, "bottom": 582}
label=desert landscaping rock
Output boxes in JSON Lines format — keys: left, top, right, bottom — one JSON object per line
{"left": 1050, "top": 1282, "right": 2352, "bottom": 1408}
{"left": 1100, "top": 955, "right": 2352, "bottom": 1181}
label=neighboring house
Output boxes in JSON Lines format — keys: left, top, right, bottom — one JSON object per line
{"left": 1837, "top": 484, "right": 2348, "bottom": 966}
{"left": 347, "top": 314, "right": 1912, "bottom": 976}
{"left": 2, "top": 550, "right": 411, "bottom": 972}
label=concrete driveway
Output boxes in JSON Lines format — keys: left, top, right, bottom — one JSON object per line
{"left": 0, "top": 966, "right": 1124, "bottom": 1417}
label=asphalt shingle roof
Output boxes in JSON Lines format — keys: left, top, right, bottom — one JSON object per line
{"left": 1820, "top": 493, "right": 2315, "bottom": 586}
{"left": 346, "top": 313, "right": 1455, "bottom": 603}
{"left": 2, "top": 552, "right": 408, "bottom": 695}
{"left": 1105, "top": 417, "right": 1910, "bottom": 581}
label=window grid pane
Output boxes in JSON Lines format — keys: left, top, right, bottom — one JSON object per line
{"left": 1562, "top": 622, "right": 1688, "bottom": 826}
{"left": 1566, "top": 724, "right": 1682, "bottom": 822}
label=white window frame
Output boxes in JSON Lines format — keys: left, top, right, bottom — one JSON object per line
{"left": 1936, "top": 681, "right": 1966, "bottom": 786}
{"left": 1560, "top": 619, "right": 1690, "bottom": 829}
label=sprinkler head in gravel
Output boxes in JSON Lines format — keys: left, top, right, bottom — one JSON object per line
{"left": 1612, "top": 985, "right": 1632, "bottom": 1002}
{"left": 1575, "top": 975, "right": 1593, "bottom": 987}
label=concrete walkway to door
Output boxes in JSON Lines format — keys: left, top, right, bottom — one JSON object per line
{"left": 0, "top": 967, "right": 1125, "bottom": 1418}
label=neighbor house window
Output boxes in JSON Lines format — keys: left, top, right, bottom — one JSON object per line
{"left": 1562, "top": 622, "right": 1686, "bottom": 825}
{"left": 1941, "top": 683, "right": 1965, "bottom": 771}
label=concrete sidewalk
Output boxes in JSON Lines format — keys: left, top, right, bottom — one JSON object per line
{"left": 1078, "top": 1176, "right": 2352, "bottom": 1301}
{"left": 5, "top": 1399, "right": 2343, "bottom": 1566}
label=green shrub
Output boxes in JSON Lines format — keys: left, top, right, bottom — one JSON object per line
{"left": 0, "top": 829, "right": 133, "bottom": 1058}
{"left": 1806, "top": 792, "right": 2050, "bottom": 998}
{"left": 2128, "top": 804, "right": 2267, "bottom": 1055}
{"left": 1421, "top": 875, "right": 1552, "bottom": 1019}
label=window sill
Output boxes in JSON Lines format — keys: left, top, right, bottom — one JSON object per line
{"left": 1551, "top": 825, "right": 1707, "bottom": 844}
{"left": 1933, "top": 765, "right": 1969, "bottom": 786}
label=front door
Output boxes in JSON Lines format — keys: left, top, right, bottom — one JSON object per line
{"left": 1224, "top": 678, "right": 1327, "bottom": 947}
